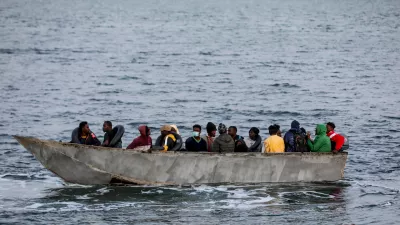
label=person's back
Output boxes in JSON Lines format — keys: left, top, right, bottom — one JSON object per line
{"left": 284, "top": 120, "right": 300, "bottom": 152}
{"left": 212, "top": 123, "right": 235, "bottom": 153}
{"left": 264, "top": 124, "right": 284, "bottom": 153}
{"left": 307, "top": 124, "right": 331, "bottom": 152}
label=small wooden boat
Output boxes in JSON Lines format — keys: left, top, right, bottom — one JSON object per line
{"left": 14, "top": 136, "right": 348, "bottom": 185}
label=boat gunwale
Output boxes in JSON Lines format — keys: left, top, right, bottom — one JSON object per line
{"left": 13, "top": 135, "right": 348, "bottom": 157}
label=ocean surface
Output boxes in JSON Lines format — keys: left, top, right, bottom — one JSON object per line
{"left": 1, "top": 0, "right": 400, "bottom": 224}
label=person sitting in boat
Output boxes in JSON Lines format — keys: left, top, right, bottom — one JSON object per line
{"left": 71, "top": 121, "right": 101, "bottom": 146}
{"left": 228, "top": 126, "right": 248, "bottom": 152}
{"left": 283, "top": 120, "right": 308, "bottom": 152}
{"left": 212, "top": 123, "right": 235, "bottom": 153}
{"left": 127, "top": 125, "right": 152, "bottom": 151}
{"left": 102, "top": 121, "right": 124, "bottom": 148}
{"left": 201, "top": 122, "right": 217, "bottom": 152}
{"left": 158, "top": 125, "right": 177, "bottom": 152}
{"left": 263, "top": 124, "right": 284, "bottom": 153}
{"left": 306, "top": 124, "right": 331, "bottom": 152}
{"left": 244, "top": 127, "right": 262, "bottom": 152}
{"left": 326, "top": 122, "right": 346, "bottom": 153}
{"left": 185, "top": 124, "right": 207, "bottom": 151}
{"left": 170, "top": 124, "right": 180, "bottom": 135}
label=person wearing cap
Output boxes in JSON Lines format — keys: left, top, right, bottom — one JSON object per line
{"left": 159, "top": 125, "right": 177, "bottom": 152}
{"left": 185, "top": 124, "right": 207, "bottom": 151}
{"left": 201, "top": 122, "right": 217, "bottom": 152}
{"left": 326, "top": 122, "right": 346, "bottom": 152}
{"left": 212, "top": 123, "right": 235, "bottom": 153}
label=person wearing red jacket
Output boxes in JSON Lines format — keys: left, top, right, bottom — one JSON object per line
{"left": 326, "top": 122, "right": 345, "bottom": 152}
{"left": 127, "top": 125, "right": 152, "bottom": 150}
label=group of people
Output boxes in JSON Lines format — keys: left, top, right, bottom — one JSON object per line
{"left": 71, "top": 120, "right": 348, "bottom": 153}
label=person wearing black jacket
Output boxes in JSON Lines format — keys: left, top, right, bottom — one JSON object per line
{"left": 72, "top": 121, "right": 101, "bottom": 146}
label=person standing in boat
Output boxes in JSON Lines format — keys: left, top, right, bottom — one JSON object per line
{"left": 306, "top": 124, "right": 331, "bottom": 152}
{"left": 212, "top": 123, "right": 235, "bottom": 153}
{"left": 244, "top": 127, "right": 262, "bottom": 152}
{"left": 326, "top": 122, "right": 346, "bottom": 153}
{"left": 263, "top": 124, "right": 285, "bottom": 153}
{"left": 73, "top": 121, "right": 101, "bottom": 146}
{"left": 127, "top": 125, "right": 152, "bottom": 151}
{"left": 228, "top": 126, "right": 248, "bottom": 152}
{"left": 201, "top": 122, "right": 217, "bottom": 152}
{"left": 102, "top": 121, "right": 123, "bottom": 148}
{"left": 185, "top": 124, "right": 207, "bottom": 151}
{"left": 159, "top": 125, "right": 177, "bottom": 152}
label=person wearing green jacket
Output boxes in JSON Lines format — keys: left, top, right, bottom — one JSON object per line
{"left": 306, "top": 124, "right": 331, "bottom": 152}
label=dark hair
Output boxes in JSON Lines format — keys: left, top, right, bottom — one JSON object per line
{"left": 327, "top": 122, "right": 335, "bottom": 129}
{"left": 228, "top": 126, "right": 237, "bottom": 132}
{"left": 104, "top": 121, "right": 112, "bottom": 127}
{"left": 145, "top": 126, "right": 150, "bottom": 136}
{"left": 193, "top": 124, "right": 202, "bottom": 131}
{"left": 268, "top": 124, "right": 279, "bottom": 135}
{"left": 79, "top": 121, "right": 88, "bottom": 132}
{"left": 249, "top": 127, "right": 259, "bottom": 135}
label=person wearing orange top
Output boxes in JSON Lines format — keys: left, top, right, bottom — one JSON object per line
{"left": 263, "top": 124, "right": 285, "bottom": 153}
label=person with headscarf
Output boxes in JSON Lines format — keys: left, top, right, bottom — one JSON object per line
{"left": 244, "top": 127, "right": 262, "bottom": 152}
{"left": 211, "top": 123, "right": 235, "bottom": 153}
{"left": 201, "top": 122, "right": 217, "bottom": 152}
{"left": 127, "top": 125, "right": 152, "bottom": 151}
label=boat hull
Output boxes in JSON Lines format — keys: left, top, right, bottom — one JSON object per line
{"left": 14, "top": 136, "right": 347, "bottom": 185}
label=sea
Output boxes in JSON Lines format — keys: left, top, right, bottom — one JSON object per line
{"left": 0, "top": 0, "right": 399, "bottom": 224}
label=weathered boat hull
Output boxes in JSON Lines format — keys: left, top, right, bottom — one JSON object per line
{"left": 14, "top": 136, "right": 347, "bottom": 185}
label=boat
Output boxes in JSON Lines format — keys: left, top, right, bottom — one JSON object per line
{"left": 14, "top": 136, "right": 348, "bottom": 185}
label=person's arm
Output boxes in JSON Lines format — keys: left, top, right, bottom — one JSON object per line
{"left": 307, "top": 136, "right": 324, "bottom": 152}
{"left": 127, "top": 138, "right": 138, "bottom": 149}
{"left": 212, "top": 139, "right": 220, "bottom": 152}
{"left": 265, "top": 139, "right": 270, "bottom": 153}
{"left": 185, "top": 138, "right": 191, "bottom": 151}
{"left": 102, "top": 133, "right": 110, "bottom": 146}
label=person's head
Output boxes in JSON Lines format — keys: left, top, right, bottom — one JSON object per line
{"left": 206, "top": 122, "right": 217, "bottom": 137}
{"left": 218, "top": 123, "right": 227, "bottom": 134}
{"left": 326, "top": 122, "right": 335, "bottom": 132}
{"left": 170, "top": 124, "right": 179, "bottom": 134}
{"left": 102, "top": 121, "right": 112, "bottom": 132}
{"left": 249, "top": 127, "right": 259, "bottom": 140}
{"left": 316, "top": 124, "right": 327, "bottom": 135}
{"left": 291, "top": 120, "right": 300, "bottom": 130}
{"left": 160, "top": 125, "right": 172, "bottom": 136}
{"left": 268, "top": 124, "right": 280, "bottom": 136}
{"left": 228, "top": 126, "right": 237, "bottom": 138}
{"left": 79, "top": 121, "right": 90, "bottom": 135}
{"left": 139, "top": 125, "right": 151, "bottom": 136}
{"left": 192, "top": 124, "right": 201, "bottom": 137}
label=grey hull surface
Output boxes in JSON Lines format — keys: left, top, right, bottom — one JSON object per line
{"left": 14, "top": 136, "right": 347, "bottom": 185}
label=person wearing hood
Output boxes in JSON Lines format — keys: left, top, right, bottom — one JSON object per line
{"left": 244, "top": 127, "right": 262, "bottom": 152}
{"left": 158, "top": 125, "right": 177, "bottom": 152}
{"left": 212, "top": 123, "right": 235, "bottom": 153}
{"left": 201, "top": 122, "right": 217, "bottom": 152}
{"left": 306, "top": 124, "right": 331, "bottom": 152}
{"left": 284, "top": 120, "right": 307, "bottom": 152}
{"left": 185, "top": 124, "right": 207, "bottom": 151}
{"left": 127, "top": 125, "right": 152, "bottom": 150}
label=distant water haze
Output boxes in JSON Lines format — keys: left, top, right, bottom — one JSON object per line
{"left": 0, "top": 0, "right": 399, "bottom": 224}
